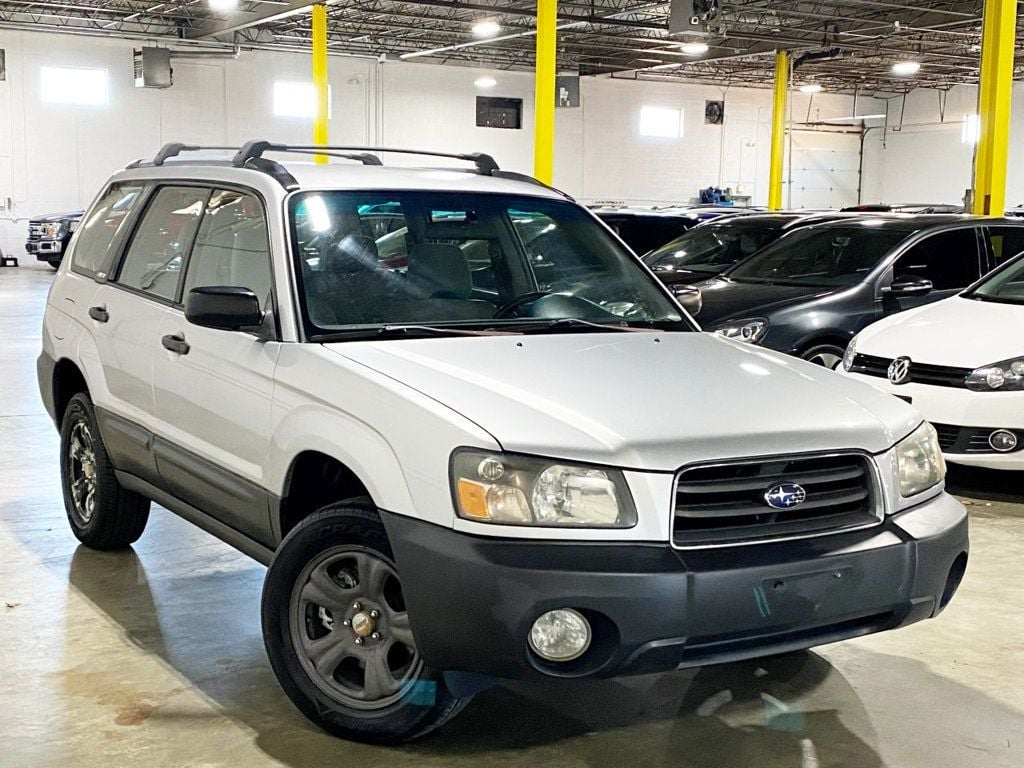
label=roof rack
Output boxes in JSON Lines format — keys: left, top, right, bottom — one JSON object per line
{"left": 232, "top": 140, "right": 500, "bottom": 176}
{"left": 126, "top": 142, "right": 238, "bottom": 168}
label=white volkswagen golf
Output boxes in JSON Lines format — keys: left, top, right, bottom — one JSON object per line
{"left": 841, "top": 251, "right": 1024, "bottom": 470}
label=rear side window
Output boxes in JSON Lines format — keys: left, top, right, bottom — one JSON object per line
{"left": 70, "top": 184, "right": 144, "bottom": 276}
{"left": 182, "top": 190, "right": 273, "bottom": 310}
{"left": 986, "top": 226, "right": 1024, "bottom": 266}
{"left": 117, "top": 186, "right": 209, "bottom": 301}
{"left": 892, "top": 229, "right": 981, "bottom": 291}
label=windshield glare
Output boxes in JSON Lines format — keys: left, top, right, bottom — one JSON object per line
{"left": 644, "top": 223, "right": 782, "bottom": 273}
{"left": 967, "top": 256, "right": 1024, "bottom": 305}
{"left": 290, "top": 191, "right": 686, "bottom": 336}
{"left": 725, "top": 226, "right": 910, "bottom": 287}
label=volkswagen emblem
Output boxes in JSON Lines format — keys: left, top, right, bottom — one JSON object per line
{"left": 888, "top": 356, "right": 912, "bottom": 385}
{"left": 764, "top": 483, "right": 807, "bottom": 510}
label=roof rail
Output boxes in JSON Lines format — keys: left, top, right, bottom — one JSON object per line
{"left": 232, "top": 140, "right": 500, "bottom": 175}
{"left": 126, "top": 142, "right": 238, "bottom": 168}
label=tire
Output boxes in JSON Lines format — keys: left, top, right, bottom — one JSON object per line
{"left": 262, "top": 503, "right": 468, "bottom": 743}
{"left": 59, "top": 393, "right": 150, "bottom": 549}
{"left": 800, "top": 343, "right": 846, "bottom": 370}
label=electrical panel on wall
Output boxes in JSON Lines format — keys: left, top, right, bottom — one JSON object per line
{"left": 133, "top": 47, "right": 173, "bottom": 88}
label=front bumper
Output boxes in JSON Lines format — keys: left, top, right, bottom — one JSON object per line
{"left": 26, "top": 240, "right": 63, "bottom": 260}
{"left": 382, "top": 492, "right": 968, "bottom": 681}
{"left": 843, "top": 371, "right": 1024, "bottom": 470}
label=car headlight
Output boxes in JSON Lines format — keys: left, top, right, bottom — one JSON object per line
{"left": 965, "top": 356, "right": 1024, "bottom": 391}
{"left": 40, "top": 223, "right": 61, "bottom": 239}
{"left": 842, "top": 335, "right": 858, "bottom": 372}
{"left": 894, "top": 422, "right": 946, "bottom": 497}
{"left": 714, "top": 318, "right": 769, "bottom": 344}
{"left": 451, "top": 449, "right": 636, "bottom": 528}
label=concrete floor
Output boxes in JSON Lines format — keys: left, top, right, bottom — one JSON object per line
{"left": 1, "top": 262, "right": 1022, "bottom": 768}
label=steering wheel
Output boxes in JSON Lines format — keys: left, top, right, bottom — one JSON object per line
{"left": 494, "top": 291, "right": 553, "bottom": 318}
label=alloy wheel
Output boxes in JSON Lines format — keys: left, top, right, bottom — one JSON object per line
{"left": 67, "top": 420, "right": 98, "bottom": 524}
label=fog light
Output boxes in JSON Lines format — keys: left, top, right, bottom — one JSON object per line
{"left": 988, "top": 429, "right": 1018, "bottom": 452}
{"left": 528, "top": 609, "right": 591, "bottom": 662}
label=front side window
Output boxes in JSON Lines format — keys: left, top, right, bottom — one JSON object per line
{"left": 891, "top": 229, "right": 980, "bottom": 290}
{"left": 71, "top": 184, "right": 144, "bottom": 275}
{"left": 290, "top": 191, "right": 686, "bottom": 337}
{"left": 182, "top": 190, "right": 273, "bottom": 310}
{"left": 644, "top": 222, "right": 782, "bottom": 274}
{"left": 726, "top": 225, "right": 910, "bottom": 287}
{"left": 117, "top": 186, "right": 208, "bottom": 301}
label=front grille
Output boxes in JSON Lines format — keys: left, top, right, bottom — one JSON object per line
{"left": 849, "top": 353, "right": 971, "bottom": 389}
{"left": 931, "top": 422, "right": 1024, "bottom": 454}
{"left": 27, "top": 222, "right": 46, "bottom": 242}
{"left": 673, "top": 453, "right": 880, "bottom": 547}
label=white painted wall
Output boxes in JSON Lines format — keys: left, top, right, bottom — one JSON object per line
{"left": 0, "top": 27, "right": 881, "bottom": 257}
{"left": 861, "top": 83, "right": 1024, "bottom": 208}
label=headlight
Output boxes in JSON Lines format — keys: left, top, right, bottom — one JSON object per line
{"left": 965, "top": 356, "right": 1024, "bottom": 391}
{"left": 40, "top": 223, "right": 61, "bottom": 239}
{"left": 842, "top": 335, "right": 858, "bottom": 372}
{"left": 451, "top": 450, "right": 636, "bottom": 528}
{"left": 894, "top": 422, "right": 946, "bottom": 497}
{"left": 714, "top": 318, "right": 769, "bottom": 344}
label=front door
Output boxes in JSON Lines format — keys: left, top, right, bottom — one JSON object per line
{"left": 880, "top": 227, "right": 984, "bottom": 315}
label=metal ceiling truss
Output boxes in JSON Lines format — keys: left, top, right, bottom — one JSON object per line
{"left": 0, "top": 0, "right": 1019, "bottom": 93}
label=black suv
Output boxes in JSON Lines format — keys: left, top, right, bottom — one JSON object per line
{"left": 26, "top": 211, "right": 84, "bottom": 268}
{"left": 694, "top": 216, "right": 1024, "bottom": 368}
{"left": 592, "top": 208, "right": 699, "bottom": 255}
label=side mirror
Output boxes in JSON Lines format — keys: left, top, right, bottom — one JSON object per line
{"left": 671, "top": 283, "right": 702, "bottom": 316}
{"left": 185, "top": 286, "right": 263, "bottom": 331}
{"left": 887, "top": 275, "right": 933, "bottom": 297}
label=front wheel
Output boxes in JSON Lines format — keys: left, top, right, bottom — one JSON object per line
{"left": 262, "top": 503, "right": 467, "bottom": 743}
{"left": 800, "top": 343, "right": 846, "bottom": 370}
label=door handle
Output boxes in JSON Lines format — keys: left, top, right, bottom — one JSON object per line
{"left": 88, "top": 305, "right": 109, "bottom": 323}
{"left": 161, "top": 333, "right": 190, "bottom": 355}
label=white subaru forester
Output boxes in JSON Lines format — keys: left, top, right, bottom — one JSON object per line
{"left": 38, "top": 141, "right": 968, "bottom": 743}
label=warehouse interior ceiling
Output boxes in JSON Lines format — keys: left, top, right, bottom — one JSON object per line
{"left": 0, "top": 0, "right": 1019, "bottom": 93}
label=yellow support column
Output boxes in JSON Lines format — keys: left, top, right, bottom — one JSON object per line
{"left": 312, "top": 3, "right": 329, "bottom": 165}
{"left": 972, "top": 0, "right": 1016, "bottom": 216}
{"left": 768, "top": 50, "right": 789, "bottom": 211}
{"left": 533, "top": 0, "right": 556, "bottom": 184}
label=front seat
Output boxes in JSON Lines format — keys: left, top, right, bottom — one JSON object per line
{"left": 404, "top": 243, "right": 494, "bottom": 320}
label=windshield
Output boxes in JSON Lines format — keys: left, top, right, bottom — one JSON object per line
{"left": 289, "top": 191, "right": 688, "bottom": 338}
{"left": 643, "top": 222, "right": 783, "bottom": 274}
{"left": 965, "top": 254, "right": 1024, "bottom": 305}
{"left": 725, "top": 225, "right": 910, "bottom": 287}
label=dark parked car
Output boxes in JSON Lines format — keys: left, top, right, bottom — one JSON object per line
{"left": 593, "top": 208, "right": 699, "bottom": 254}
{"left": 26, "top": 211, "right": 84, "bottom": 268}
{"left": 842, "top": 203, "right": 963, "bottom": 214}
{"left": 643, "top": 212, "right": 856, "bottom": 289}
{"left": 693, "top": 216, "right": 1024, "bottom": 368}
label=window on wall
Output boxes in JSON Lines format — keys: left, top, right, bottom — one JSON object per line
{"left": 639, "top": 106, "right": 683, "bottom": 138}
{"left": 476, "top": 97, "right": 522, "bottom": 129}
{"left": 273, "top": 81, "right": 333, "bottom": 118}
{"left": 40, "top": 66, "right": 108, "bottom": 106}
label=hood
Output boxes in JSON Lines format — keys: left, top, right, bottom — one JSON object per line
{"left": 650, "top": 266, "right": 726, "bottom": 286}
{"left": 857, "top": 295, "right": 1024, "bottom": 368}
{"left": 30, "top": 211, "right": 84, "bottom": 223}
{"left": 324, "top": 332, "right": 919, "bottom": 471}
{"left": 695, "top": 278, "right": 833, "bottom": 326}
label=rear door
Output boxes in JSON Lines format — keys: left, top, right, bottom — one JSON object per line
{"left": 152, "top": 188, "right": 279, "bottom": 545}
{"left": 881, "top": 227, "right": 984, "bottom": 314}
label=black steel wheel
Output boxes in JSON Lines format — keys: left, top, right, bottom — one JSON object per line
{"left": 262, "top": 503, "right": 467, "bottom": 743}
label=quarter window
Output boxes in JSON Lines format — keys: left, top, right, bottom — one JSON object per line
{"left": 71, "top": 184, "right": 144, "bottom": 276}
{"left": 182, "top": 190, "right": 273, "bottom": 310}
{"left": 117, "top": 186, "right": 208, "bottom": 301}
{"left": 891, "top": 229, "right": 981, "bottom": 291}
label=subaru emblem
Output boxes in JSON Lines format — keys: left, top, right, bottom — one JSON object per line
{"left": 888, "top": 356, "right": 912, "bottom": 385}
{"left": 764, "top": 483, "right": 807, "bottom": 510}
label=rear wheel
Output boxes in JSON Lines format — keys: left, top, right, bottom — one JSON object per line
{"left": 800, "top": 343, "right": 846, "bottom": 370}
{"left": 59, "top": 393, "right": 150, "bottom": 548}
{"left": 262, "top": 503, "right": 467, "bottom": 743}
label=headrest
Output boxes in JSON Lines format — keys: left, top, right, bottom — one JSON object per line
{"left": 323, "top": 234, "right": 379, "bottom": 274}
{"left": 407, "top": 243, "right": 472, "bottom": 299}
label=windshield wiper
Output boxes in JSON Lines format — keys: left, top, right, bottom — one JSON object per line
{"left": 311, "top": 324, "right": 519, "bottom": 342}
{"left": 512, "top": 317, "right": 659, "bottom": 334}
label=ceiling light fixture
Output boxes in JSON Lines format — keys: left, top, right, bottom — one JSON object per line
{"left": 799, "top": 83, "right": 823, "bottom": 94}
{"left": 681, "top": 41, "right": 709, "bottom": 55}
{"left": 474, "top": 76, "right": 497, "bottom": 89}
{"left": 208, "top": 0, "right": 239, "bottom": 12}
{"left": 891, "top": 60, "right": 921, "bottom": 76}
{"left": 472, "top": 20, "right": 501, "bottom": 38}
